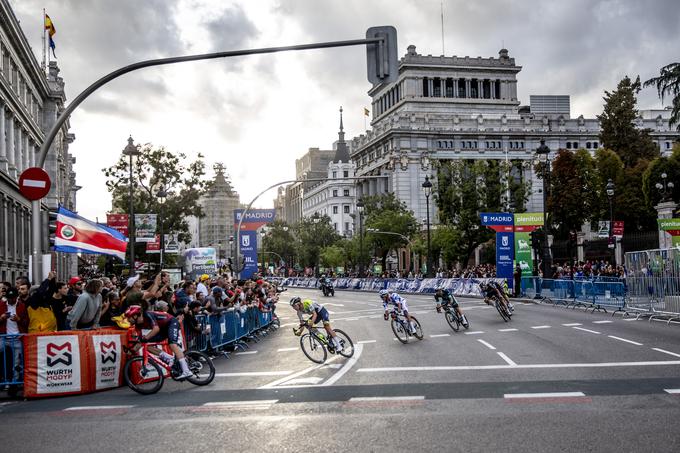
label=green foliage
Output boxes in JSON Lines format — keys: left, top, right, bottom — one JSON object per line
{"left": 617, "top": 160, "right": 658, "bottom": 231}
{"left": 319, "top": 245, "right": 347, "bottom": 269}
{"left": 598, "top": 76, "right": 660, "bottom": 167}
{"left": 644, "top": 62, "right": 680, "bottom": 131}
{"left": 262, "top": 220, "right": 296, "bottom": 265}
{"left": 594, "top": 148, "right": 625, "bottom": 222}
{"left": 642, "top": 153, "right": 680, "bottom": 207}
{"left": 102, "top": 144, "right": 207, "bottom": 245}
{"left": 432, "top": 225, "right": 463, "bottom": 268}
{"left": 294, "top": 215, "right": 341, "bottom": 268}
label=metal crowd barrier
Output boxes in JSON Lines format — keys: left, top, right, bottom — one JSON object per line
{"left": 625, "top": 276, "right": 680, "bottom": 322}
{"left": 184, "top": 314, "right": 209, "bottom": 352}
{"left": 520, "top": 277, "right": 627, "bottom": 315}
{"left": 0, "top": 334, "right": 24, "bottom": 387}
{"left": 201, "top": 306, "right": 276, "bottom": 354}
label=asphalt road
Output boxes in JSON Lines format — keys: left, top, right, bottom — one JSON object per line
{"left": 2, "top": 289, "right": 680, "bottom": 452}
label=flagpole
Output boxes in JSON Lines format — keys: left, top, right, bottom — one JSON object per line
{"left": 42, "top": 9, "right": 46, "bottom": 73}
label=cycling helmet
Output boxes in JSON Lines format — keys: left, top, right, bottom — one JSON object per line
{"left": 124, "top": 305, "right": 142, "bottom": 318}
{"left": 290, "top": 296, "right": 301, "bottom": 306}
{"left": 379, "top": 289, "right": 389, "bottom": 297}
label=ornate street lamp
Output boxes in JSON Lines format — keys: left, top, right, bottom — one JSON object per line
{"left": 422, "top": 175, "right": 433, "bottom": 277}
{"left": 535, "top": 139, "right": 551, "bottom": 278}
{"left": 356, "top": 198, "right": 365, "bottom": 277}
{"left": 121, "top": 136, "right": 141, "bottom": 275}
{"left": 656, "top": 172, "right": 675, "bottom": 202}
{"left": 156, "top": 186, "right": 167, "bottom": 270}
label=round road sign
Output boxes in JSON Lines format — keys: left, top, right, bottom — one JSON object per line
{"left": 19, "top": 167, "right": 52, "bottom": 201}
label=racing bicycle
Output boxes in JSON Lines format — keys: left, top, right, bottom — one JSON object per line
{"left": 123, "top": 339, "right": 215, "bottom": 395}
{"left": 489, "top": 295, "right": 512, "bottom": 322}
{"left": 297, "top": 323, "right": 354, "bottom": 364}
{"left": 443, "top": 305, "right": 470, "bottom": 332}
{"left": 389, "top": 308, "right": 423, "bottom": 343}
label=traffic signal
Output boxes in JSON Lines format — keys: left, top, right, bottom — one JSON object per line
{"left": 530, "top": 230, "right": 539, "bottom": 249}
{"left": 48, "top": 210, "right": 59, "bottom": 248}
{"left": 365, "top": 26, "right": 398, "bottom": 86}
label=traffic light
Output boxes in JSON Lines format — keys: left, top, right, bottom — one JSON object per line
{"left": 48, "top": 210, "right": 59, "bottom": 248}
{"left": 530, "top": 230, "right": 540, "bottom": 249}
{"left": 365, "top": 26, "right": 398, "bottom": 86}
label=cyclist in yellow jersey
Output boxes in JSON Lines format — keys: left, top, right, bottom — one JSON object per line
{"left": 290, "top": 297, "right": 342, "bottom": 351}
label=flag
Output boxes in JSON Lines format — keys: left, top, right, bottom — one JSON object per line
{"left": 49, "top": 36, "right": 56, "bottom": 58}
{"left": 44, "top": 14, "right": 56, "bottom": 36}
{"left": 54, "top": 206, "right": 129, "bottom": 260}
{"left": 364, "top": 108, "right": 370, "bottom": 116}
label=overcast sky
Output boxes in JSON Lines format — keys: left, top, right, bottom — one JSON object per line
{"left": 11, "top": 0, "right": 680, "bottom": 222}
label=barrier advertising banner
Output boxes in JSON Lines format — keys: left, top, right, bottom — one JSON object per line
{"left": 91, "top": 334, "right": 123, "bottom": 390}
{"left": 35, "top": 334, "right": 82, "bottom": 394}
{"left": 480, "top": 212, "right": 514, "bottom": 287}
{"left": 234, "top": 209, "right": 276, "bottom": 231}
{"left": 240, "top": 231, "right": 259, "bottom": 279}
{"left": 514, "top": 213, "right": 544, "bottom": 277}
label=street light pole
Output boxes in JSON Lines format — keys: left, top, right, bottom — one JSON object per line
{"left": 422, "top": 176, "right": 433, "bottom": 278}
{"left": 260, "top": 229, "right": 266, "bottom": 276}
{"left": 606, "top": 178, "right": 615, "bottom": 265}
{"left": 156, "top": 187, "right": 167, "bottom": 270}
{"left": 122, "top": 136, "right": 141, "bottom": 276}
{"left": 535, "top": 140, "right": 551, "bottom": 278}
{"left": 356, "top": 198, "right": 365, "bottom": 277}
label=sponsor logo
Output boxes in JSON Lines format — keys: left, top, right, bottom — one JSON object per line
{"left": 501, "top": 236, "right": 509, "bottom": 247}
{"left": 100, "top": 341, "right": 117, "bottom": 364}
{"left": 60, "top": 225, "right": 76, "bottom": 240}
{"left": 46, "top": 342, "right": 72, "bottom": 367}
{"left": 242, "top": 235, "right": 250, "bottom": 247}
{"left": 518, "top": 239, "right": 529, "bottom": 250}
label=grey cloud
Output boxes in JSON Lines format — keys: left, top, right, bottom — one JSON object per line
{"left": 204, "top": 4, "right": 259, "bottom": 52}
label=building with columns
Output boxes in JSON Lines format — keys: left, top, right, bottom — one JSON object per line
{"left": 282, "top": 147, "right": 335, "bottom": 225}
{"left": 351, "top": 44, "right": 680, "bottom": 227}
{"left": 198, "top": 163, "right": 241, "bottom": 258}
{"left": 302, "top": 108, "right": 357, "bottom": 237}
{"left": 0, "top": 1, "right": 78, "bottom": 281}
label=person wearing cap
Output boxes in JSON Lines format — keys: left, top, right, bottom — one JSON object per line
{"left": 204, "top": 286, "right": 223, "bottom": 313}
{"left": 122, "top": 274, "right": 143, "bottom": 307}
{"left": 196, "top": 274, "right": 210, "bottom": 298}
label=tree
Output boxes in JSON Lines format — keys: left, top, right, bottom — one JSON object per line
{"left": 642, "top": 149, "right": 680, "bottom": 207}
{"left": 262, "top": 220, "right": 296, "bottom": 266}
{"left": 598, "top": 76, "right": 659, "bottom": 167}
{"left": 594, "top": 148, "right": 625, "bottom": 222}
{"left": 644, "top": 62, "right": 680, "bottom": 131}
{"left": 617, "top": 160, "right": 658, "bottom": 231}
{"left": 319, "top": 245, "right": 347, "bottom": 270}
{"left": 362, "top": 193, "right": 419, "bottom": 271}
{"left": 432, "top": 225, "right": 463, "bottom": 269}
{"left": 102, "top": 143, "right": 207, "bottom": 262}
{"left": 294, "top": 215, "right": 341, "bottom": 270}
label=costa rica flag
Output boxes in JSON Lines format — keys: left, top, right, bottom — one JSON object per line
{"left": 54, "top": 206, "right": 129, "bottom": 260}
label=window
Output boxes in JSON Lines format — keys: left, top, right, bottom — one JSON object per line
{"left": 594, "top": 142, "right": 599, "bottom": 149}
{"left": 332, "top": 171, "right": 337, "bottom": 178}
{"left": 343, "top": 189, "right": 350, "bottom": 197}
{"left": 343, "top": 170, "right": 349, "bottom": 177}
{"left": 566, "top": 142, "right": 572, "bottom": 149}
{"left": 332, "top": 189, "right": 338, "bottom": 197}
{"left": 586, "top": 142, "right": 592, "bottom": 149}
{"left": 334, "top": 223, "right": 338, "bottom": 231}
{"left": 345, "top": 222, "right": 350, "bottom": 232}
{"left": 333, "top": 206, "right": 338, "bottom": 214}
{"left": 343, "top": 205, "right": 350, "bottom": 213}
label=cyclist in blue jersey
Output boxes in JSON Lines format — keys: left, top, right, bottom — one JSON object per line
{"left": 379, "top": 289, "right": 416, "bottom": 334}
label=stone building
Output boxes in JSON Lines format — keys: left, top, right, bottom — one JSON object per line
{"left": 0, "top": 1, "right": 78, "bottom": 281}
{"left": 282, "top": 147, "right": 334, "bottom": 225}
{"left": 198, "top": 163, "right": 240, "bottom": 258}
{"left": 351, "top": 44, "right": 680, "bottom": 225}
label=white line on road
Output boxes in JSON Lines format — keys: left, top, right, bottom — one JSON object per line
{"left": 607, "top": 335, "right": 643, "bottom": 346}
{"left": 498, "top": 328, "right": 518, "bottom": 332}
{"left": 504, "top": 392, "right": 585, "bottom": 399}
{"left": 348, "top": 396, "right": 425, "bottom": 402}
{"left": 623, "top": 318, "right": 640, "bottom": 321}
{"left": 562, "top": 323, "right": 582, "bottom": 327}
{"left": 497, "top": 352, "right": 517, "bottom": 366}
{"left": 277, "top": 347, "right": 298, "bottom": 352}
{"left": 259, "top": 356, "right": 340, "bottom": 388}
{"left": 652, "top": 348, "right": 680, "bottom": 358}
{"left": 235, "top": 351, "right": 258, "bottom": 355}
{"left": 531, "top": 325, "right": 551, "bottom": 329}
{"left": 285, "top": 377, "right": 324, "bottom": 385}
{"left": 321, "top": 343, "right": 364, "bottom": 387}
{"left": 203, "top": 400, "right": 278, "bottom": 407}
{"left": 464, "top": 331, "right": 485, "bottom": 335}
{"left": 430, "top": 334, "right": 451, "bottom": 338}
{"left": 64, "top": 405, "right": 134, "bottom": 411}
{"left": 573, "top": 327, "right": 601, "bottom": 334}
{"left": 357, "top": 340, "right": 377, "bottom": 344}
{"left": 215, "top": 371, "right": 293, "bottom": 377}
{"left": 356, "top": 360, "right": 680, "bottom": 373}
{"left": 664, "top": 389, "right": 680, "bottom": 394}
{"left": 477, "top": 339, "right": 496, "bottom": 350}
{"left": 593, "top": 320, "right": 613, "bottom": 324}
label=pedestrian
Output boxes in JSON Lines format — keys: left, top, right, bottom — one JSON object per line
{"left": 99, "top": 291, "right": 126, "bottom": 327}
{"left": 513, "top": 263, "right": 522, "bottom": 298}
{"left": 26, "top": 272, "right": 58, "bottom": 333}
{"left": 68, "top": 279, "right": 104, "bottom": 330}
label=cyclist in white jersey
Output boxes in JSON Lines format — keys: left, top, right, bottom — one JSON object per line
{"left": 379, "top": 289, "right": 416, "bottom": 334}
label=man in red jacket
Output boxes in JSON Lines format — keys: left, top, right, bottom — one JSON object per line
{"left": 0, "top": 287, "right": 28, "bottom": 387}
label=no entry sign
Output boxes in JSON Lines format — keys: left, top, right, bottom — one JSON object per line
{"left": 19, "top": 167, "right": 51, "bottom": 201}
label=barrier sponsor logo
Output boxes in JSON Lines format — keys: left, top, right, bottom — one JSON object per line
{"left": 92, "top": 335, "right": 122, "bottom": 390}
{"left": 37, "top": 335, "right": 81, "bottom": 393}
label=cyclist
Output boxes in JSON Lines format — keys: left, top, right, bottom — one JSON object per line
{"left": 290, "top": 296, "right": 343, "bottom": 351}
{"left": 489, "top": 280, "right": 514, "bottom": 313}
{"left": 434, "top": 288, "right": 469, "bottom": 328}
{"left": 124, "top": 305, "right": 193, "bottom": 379}
{"left": 479, "top": 282, "right": 512, "bottom": 316}
{"left": 380, "top": 289, "right": 417, "bottom": 334}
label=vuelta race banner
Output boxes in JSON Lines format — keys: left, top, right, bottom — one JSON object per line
{"left": 658, "top": 218, "right": 680, "bottom": 247}
{"left": 91, "top": 333, "right": 123, "bottom": 390}
{"left": 514, "top": 212, "right": 544, "bottom": 277}
{"left": 480, "top": 212, "right": 514, "bottom": 287}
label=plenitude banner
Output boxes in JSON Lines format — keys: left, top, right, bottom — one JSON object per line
{"left": 513, "top": 212, "right": 544, "bottom": 277}
{"left": 658, "top": 218, "right": 680, "bottom": 247}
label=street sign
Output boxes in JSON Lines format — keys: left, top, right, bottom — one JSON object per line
{"left": 612, "top": 221, "right": 624, "bottom": 238}
{"left": 19, "top": 167, "right": 51, "bottom": 200}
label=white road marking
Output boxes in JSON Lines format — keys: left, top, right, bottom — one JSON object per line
{"left": 357, "top": 340, "right": 377, "bottom": 344}
{"left": 430, "top": 334, "right": 451, "bottom": 338}
{"left": 593, "top": 320, "right": 613, "bottom": 324}
{"left": 348, "top": 396, "right": 425, "bottom": 402}
{"left": 464, "top": 331, "right": 485, "bottom": 335}
{"left": 357, "top": 360, "right": 680, "bottom": 372}
{"left": 652, "top": 348, "right": 680, "bottom": 358}
{"left": 203, "top": 400, "right": 278, "bottom": 407}
{"left": 235, "top": 351, "right": 258, "bottom": 355}
{"left": 321, "top": 363, "right": 343, "bottom": 369}
{"left": 321, "top": 343, "right": 364, "bottom": 387}
{"left": 64, "top": 405, "right": 134, "bottom": 411}
{"left": 623, "top": 318, "right": 640, "bottom": 322}
{"left": 573, "top": 327, "right": 601, "bottom": 334}
{"left": 498, "top": 328, "right": 518, "bottom": 332}
{"left": 215, "top": 371, "right": 292, "bottom": 377}
{"left": 664, "top": 389, "right": 680, "bottom": 394}
{"left": 531, "top": 325, "right": 551, "bottom": 329}
{"left": 562, "top": 323, "right": 582, "bottom": 327}
{"left": 477, "top": 339, "right": 496, "bottom": 350}
{"left": 285, "top": 377, "right": 324, "bottom": 385}
{"left": 277, "top": 347, "right": 298, "bottom": 352}
{"left": 259, "top": 356, "right": 340, "bottom": 388}
{"left": 344, "top": 318, "right": 360, "bottom": 321}
{"left": 504, "top": 392, "right": 585, "bottom": 399}
{"left": 497, "top": 352, "right": 517, "bottom": 366}
{"left": 607, "top": 335, "right": 643, "bottom": 346}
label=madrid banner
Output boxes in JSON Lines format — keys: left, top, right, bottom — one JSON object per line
{"left": 480, "top": 212, "right": 514, "bottom": 287}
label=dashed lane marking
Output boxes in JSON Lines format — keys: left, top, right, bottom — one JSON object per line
{"left": 652, "top": 348, "right": 680, "bottom": 358}
{"left": 562, "top": 323, "right": 582, "bottom": 327}
{"left": 215, "top": 371, "right": 292, "bottom": 377}
{"left": 464, "top": 331, "right": 485, "bottom": 335}
{"left": 664, "top": 389, "right": 680, "bottom": 394}
{"left": 349, "top": 396, "right": 425, "bottom": 401}
{"left": 357, "top": 340, "right": 377, "bottom": 344}
{"left": 285, "top": 377, "right": 324, "bottom": 385}
{"left": 477, "top": 339, "right": 496, "bottom": 350}
{"left": 531, "top": 325, "right": 551, "bottom": 329}
{"left": 235, "top": 351, "right": 258, "bottom": 355}
{"left": 573, "top": 327, "right": 601, "bottom": 334}
{"left": 593, "top": 320, "right": 613, "bottom": 324}
{"left": 430, "top": 334, "right": 451, "bottom": 338}
{"left": 197, "top": 400, "right": 278, "bottom": 411}
{"left": 204, "top": 400, "right": 278, "bottom": 406}
{"left": 498, "top": 328, "right": 518, "bottom": 332}
{"left": 504, "top": 392, "right": 591, "bottom": 403}
{"left": 64, "top": 405, "right": 134, "bottom": 411}
{"left": 277, "top": 347, "right": 298, "bottom": 352}
{"left": 504, "top": 392, "right": 586, "bottom": 399}
{"left": 497, "top": 352, "right": 517, "bottom": 366}
{"left": 607, "top": 335, "right": 643, "bottom": 346}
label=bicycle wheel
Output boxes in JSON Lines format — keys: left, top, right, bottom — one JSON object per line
{"left": 124, "top": 356, "right": 164, "bottom": 395}
{"left": 185, "top": 351, "right": 215, "bottom": 386}
{"left": 494, "top": 299, "right": 510, "bottom": 322}
{"left": 445, "top": 310, "right": 460, "bottom": 332}
{"left": 300, "top": 333, "right": 327, "bottom": 363}
{"left": 411, "top": 316, "right": 424, "bottom": 340}
{"left": 391, "top": 319, "right": 409, "bottom": 344}
{"left": 333, "top": 329, "right": 354, "bottom": 358}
